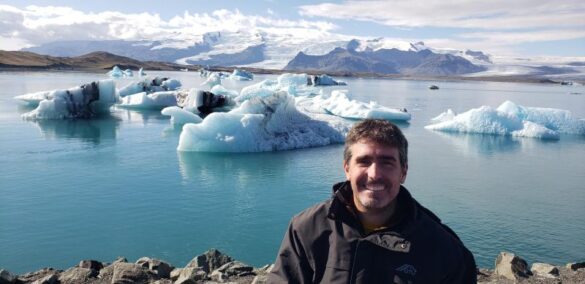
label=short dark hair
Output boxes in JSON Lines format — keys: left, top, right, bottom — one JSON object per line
{"left": 343, "top": 119, "right": 408, "bottom": 167}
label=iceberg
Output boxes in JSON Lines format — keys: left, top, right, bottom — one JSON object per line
{"left": 230, "top": 69, "right": 254, "bottom": 81}
{"left": 177, "top": 91, "right": 345, "bottom": 152}
{"left": 14, "top": 91, "right": 53, "bottom": 106}
{"left": 123, "top": 69, "right": 134, "bottom": 77}
{"left": 177, "top": 89, "right": 236, "bottom": 115}
{"left": 21, "top": 80, "right": 117, "bottom": 120}
{"left": 425, "top": 101, "right": 585, "bottom": 139}
{"left": 138, "top": 67, "right": 146, "bottom": 77}
{"left": 108, "top": 66, "right": 124, "bottom": 78}
{"left": 308, "top": 74, "right": 347, "bottom": 86}
{"left": 118, "top": 91, "right": 179, "bottom": 109}
{"left": 118, "top": 77, "right": 182, "bottom": 97}
{"left": 236, "top": 73, "right": 317, "bottom": 103}
{"left": 161, "top": 106, "right": 202, "bottom": 125}
{"left": 297, "top": 90, "right": 411, "bottom": 121}
{"left": 201, "top": 72, "right": 222, "bottom": 88}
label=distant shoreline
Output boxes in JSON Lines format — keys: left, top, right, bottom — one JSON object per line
{"left": 1, "top": 50, "right": 583, "bottom": 85}
{"left": 3, "top": 66, "right": 582, "bottom": 86}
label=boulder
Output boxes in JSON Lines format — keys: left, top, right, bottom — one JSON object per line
{"left": 111, "top": 262, "right": 155, "bottom": 284}
{"left": 252, "top": 274, "right": 269, "bottom": 284}
{"left": 170, "top": 268, "right": 183, "bottom": 281}
{"left": 494, "top": 252, "right": 530, "bottom": 280}
{"left": 135, "top": 257, "right": 174, "bottom": 278}
{"left": 31, "top": 274, "right": 58, "bottom": 284}
{"left": 210, "top": 261, "right": 254, "bottom": 281}
{"left": 531, "top": 263, "right": 559, "bottom": 278}
{"left": 114, "top": 257, "right": 128, "bottom": 263}
{"left": 566, "top": 262, "right": 585, "bottom": 271}
{"left": 58, "top": 267, "right": 95, "bottom": 284}
{"left": 18, "top": 268, "right": 60, "bottom": 284}
{"left": 174, "top": 267, "right": 207, "bottom": 284}
{"left": 185, "top": 249, "right": 233, "bottom": 273}
{"left": 78, "top": 259, "right": 104, "bottom": 271}
{"left": 0, "top": 269, "right": 17, "bottom": 284}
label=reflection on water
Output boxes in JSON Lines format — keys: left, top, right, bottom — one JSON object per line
{"left": 177, "top": 151, "right": 291, "bottom": 186}
{"left": 430, "top": 131, "right": 558, "bottom": 156}
{"left": 115, "top": 108, "right": 168, "bottom": 124}
{"left": 31, "top": 115, "right": 120, "bottom": 145}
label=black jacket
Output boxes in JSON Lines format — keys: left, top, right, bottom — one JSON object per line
{"left": 268, "top": 181, "right": 477, "bottom": 283}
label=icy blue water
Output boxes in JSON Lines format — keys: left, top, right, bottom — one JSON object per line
{"left": 1, "top": 71, "right": 584, "bottom": 273}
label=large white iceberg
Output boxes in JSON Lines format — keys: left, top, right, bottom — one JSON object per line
{"left": 425, "top": 101, "right": 585, "bottom": 139}
{"left": 21, "top": 80, "right": 117, "bottom": 120}
{"left": 297, "top": 90, "right": 411, "bottom": 121}
{"left": 177, "top": 91, "right": 345, "bottom": 152}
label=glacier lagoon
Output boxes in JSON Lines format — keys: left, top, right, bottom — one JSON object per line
{"left": 0, "top": 71, "right": 584, "bottom": 273}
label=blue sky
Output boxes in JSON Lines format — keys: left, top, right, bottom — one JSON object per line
{"left": 1, "top": 0, "right": 583, "bottom": 58}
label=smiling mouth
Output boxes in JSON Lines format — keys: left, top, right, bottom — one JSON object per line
{"left": 364, "top": 183, "right": 386, "bottom": 191}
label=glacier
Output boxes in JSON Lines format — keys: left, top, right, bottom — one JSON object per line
{"left": 425, "top": 101, "right": 585, "bottom": 139}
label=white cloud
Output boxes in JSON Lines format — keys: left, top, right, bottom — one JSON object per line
{"left": 299, "top": 0, "right": 585, "bottom": 29}
{"left": 0, "top": 5, "right": 338, "bottom": 50}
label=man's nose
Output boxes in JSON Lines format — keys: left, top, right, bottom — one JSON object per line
{"left": 367, "top": 163, "right": 381, "bottom": 179}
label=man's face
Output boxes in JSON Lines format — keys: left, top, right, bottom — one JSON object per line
{"left": 344, "top": 140, "right": 408, "bottom": 213}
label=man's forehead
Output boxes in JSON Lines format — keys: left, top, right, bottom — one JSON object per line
{"left": 351, "top": 141, "right": 399, "bottom": 156}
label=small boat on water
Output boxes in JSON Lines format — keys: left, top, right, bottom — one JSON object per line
{"left": 429, "top": 85, "right": 439, "bottom": 90}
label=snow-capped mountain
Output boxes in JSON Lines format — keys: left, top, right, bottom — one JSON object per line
{"left": 22, "top": 29, "right": 584, "bottom": 78}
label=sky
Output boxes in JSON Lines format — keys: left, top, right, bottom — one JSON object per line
{"left": 0, "top": 0, "right": 584, "bottom": 58}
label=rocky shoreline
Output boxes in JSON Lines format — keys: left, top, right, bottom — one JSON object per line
{"left": 1, "top": 249, "right": 583, "bottom": 284}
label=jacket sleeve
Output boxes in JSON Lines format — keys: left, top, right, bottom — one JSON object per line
{"left": 268, "top": 219, "right": 314, "bottom": 284}
{"left": 442, "top": 245, "right": 478, "bottom": 284}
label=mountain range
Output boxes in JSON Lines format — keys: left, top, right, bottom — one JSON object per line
{"left": 17, "top": 30, "right": 585, "bottom": 79}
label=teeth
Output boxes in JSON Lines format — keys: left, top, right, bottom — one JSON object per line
{"left": 365, "top": 184, "right": 385, "bottom": 191}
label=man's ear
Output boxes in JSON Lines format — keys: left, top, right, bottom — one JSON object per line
{"left": 343, "top": 160, "right": 350, "bottom": 180}
{"left": 400, "top": 163, "right": 408, "bottom": 184}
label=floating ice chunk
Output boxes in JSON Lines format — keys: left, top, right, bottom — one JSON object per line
{"left": 308, "top": 74, "right": 347, "bottom": 86}
{"left": 118, "top": 91, "right": 177, "bottom": 109}
{"left": 108, "top": 66, "right": 124, "bottom": 78}
{"left": 161, "top": 79, "right": 181, "bottom": 91}
{"left": 177, "top": 91, "right": 345, "bottom": 152}
{"left": 138, "top": 67, "right": 146, "bottom": 77}
{"left": 496, "top": 101, "right": 585, "bottom": 135}
{"left": 430, "top": 109, "right": 456, "bottom": 123}
{"left": 201, "top": 72, "right": 222, "bottom": 88}
{"left": 277, "top": 73, "right": 309, "bottom": 87}
{"left": 14, "top": 91, "right": 53, "bottom": 106}
{"left": 298, "top": 90, "right": 411, "bottom": 121}
{"left": 236, "top": 79, "right": 279, "bottom": 103}
{"left": 210, "top": 85, "right": 239, "bottom": 98}
{"left": 22, "top": 80, "right": 117, "bottom": 120}
{"left": 118, "top": 77, "right": 181, "bottom": 97}
{"left": 425, "top": 101, "right": 585, "bottom": 139}
{"left": 161, "top": 106, "right": 202, "bottom": 125}
{"left": 230, "top": 69, "right": 254, "bottom": 81}
{"left": 177, "top": 89, "right": 235, "bottom": 115}
{"left": 123, "top": 69, "right": 133, "bottom": 77}
{"left": 235, "top": 73, "right": 318, "bottom": 103}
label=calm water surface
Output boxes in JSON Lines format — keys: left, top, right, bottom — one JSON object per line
{"left": 0, "top": 71, "right": 584, "bottom": 273}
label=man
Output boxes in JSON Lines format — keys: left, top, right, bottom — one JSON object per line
{"left": 269, "top": 119, "right": 476, "bottom": 283}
